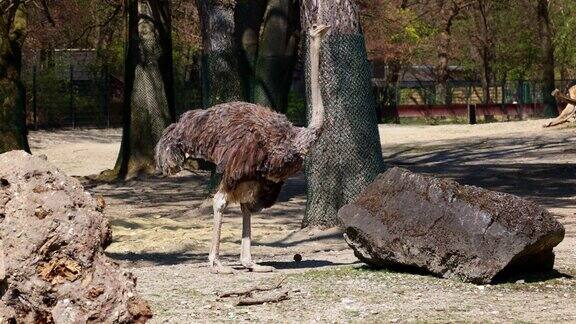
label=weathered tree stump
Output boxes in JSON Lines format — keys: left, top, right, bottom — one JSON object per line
{"left": 338, "top": 167, "right": 565, "bottom": 284}
{"left": 0, "top": 151, "right": 151, "bottom": 323}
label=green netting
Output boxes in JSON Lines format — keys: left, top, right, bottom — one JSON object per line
{"left": 129, "top": 1, "right": 172, "bottom": 155}
{"left": 201, "top": 49, "right": 244, "bottom": 191}
{"left": 201, "top": 50, "right": 243, "bottom": 108}
{"left": 303, "top": 33, "right": 385, "bottom": 228}
{"left": 253, "top": 55, "right": 296, "bottom": 113}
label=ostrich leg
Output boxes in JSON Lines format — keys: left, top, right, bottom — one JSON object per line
{"left": 240, "top": 204, "right": 274, "bottom": 272}
{"left": 209, "top": 191, "right": 233, "bottom": 274}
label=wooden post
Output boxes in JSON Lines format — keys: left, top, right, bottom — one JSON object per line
{"left": 468, "top": 104, "right": 477, "bottom": 125}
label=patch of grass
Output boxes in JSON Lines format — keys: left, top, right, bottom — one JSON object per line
{"left": 289, "top": 265, "right": 394, "bottom": 282}
{"left": 344, "top": 309, "right": 361, "bottom": 318}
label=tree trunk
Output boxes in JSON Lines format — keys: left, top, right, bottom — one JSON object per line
{"left": 198, "top": 0, "right": 243, "bottom": 107}
{"left": 436, "top": 29, "right": 451, "bottom": 105}
{"left": 253, "top": 0, "right": 300, "bottom": 113}
{"left": 537, "top": 0, "right": 557, "bottom": 117}
{"left": 301, "top": 0, "right": 385, "bottom": 228}
{"left": 480, "top": 52, "right": 492, "bottom": 105}
{"left": 114, "top": 0, "right": 175, "bottom": 179}
{"left": 234, "top": 0, "right": 267, "bottom": 102}
{"left": 386, "top": 60, "right": 401, "bottom": 123}
{"left": 0, "top": 1, "right": 29, "bottom": 154}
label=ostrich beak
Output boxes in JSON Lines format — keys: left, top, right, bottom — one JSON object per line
{"left": 311, "top": 24, "right": 331, "bottom": 37}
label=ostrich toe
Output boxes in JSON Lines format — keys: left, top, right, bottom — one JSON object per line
{"left": 241, "top": 262, "right": 275, "bottom": 273}
{"left": 209, "top": 261, "right": 234, "bottom": 275}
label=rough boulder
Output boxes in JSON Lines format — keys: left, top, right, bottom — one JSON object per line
{"left": 0, "top": 151, "right": 151, "bottom": 323}
{"left": 338, "top": 167, "right": 565, "bottom": 284}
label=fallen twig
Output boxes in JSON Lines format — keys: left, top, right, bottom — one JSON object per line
{"left": 219, "top": 276, "right": 286, "bottom": 298}
{"left": 236, "top": 289, "right": 289, "bottom": 306}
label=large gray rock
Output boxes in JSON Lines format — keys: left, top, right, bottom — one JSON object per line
{"left": 0, "top": 151, "right": 152, "bottom": 323}
{"left": 338, "top": 167, "right": 565, "bottom": 284}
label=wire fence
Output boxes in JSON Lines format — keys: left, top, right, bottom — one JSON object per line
{"left": 22, "top": 60, "right": 575, "bottom": 129}
{"left": 373, "top": 79, "right": 576, "bottom": 122}
{"left": 23, "top": 63, "right": 202, "bottom": 129}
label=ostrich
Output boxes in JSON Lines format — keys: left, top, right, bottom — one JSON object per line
{"left": 155, "top": 24, "right": 330, "bottom": 274}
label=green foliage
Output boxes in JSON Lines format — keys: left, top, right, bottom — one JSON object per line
{"left": 552, "top": 1, "right": 576, "bottom": 77}
{"left": 285, "top": 90, "right": 306, "bottom": 126}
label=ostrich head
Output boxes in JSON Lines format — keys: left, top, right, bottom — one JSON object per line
{"left": 294, "top": 24, "right": 330, "bottom": 156}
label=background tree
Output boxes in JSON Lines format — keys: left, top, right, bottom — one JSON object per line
{"left": 434, "top": 0, "right": 466, "bottom": 104}
{"left": 252, "top": 0, "right": 300, "bottom": 113}
{"left": 359, "top": 0, "right": 430, "bottom": 122}
{"left": 0, "top": 1, "right": 29, "bottom": 153}
{"left": 25, "top": 1, "right": 124, "bottom": 72}
{"left": 233, "top": 0, "right": 300, "bottom": 113}
{"left": 198, "top": 0, "right": 242, "bottom": 107}
{"left": 234, "top": 0, "right": 267, "bottom": 102}
{"left": 465, "top": 0, "right": 498, "bottom": 105}
{"left": 536, "top": 0, "right": 557, "bottom": 117}
{"left": 552, "top": 1, "right": 576, "bottom": 80}
{"left": 113, "top": 0, "right": 175, "bottom": 179}
{"left": 301, "top": 0, "right": 384, "bottom": 228}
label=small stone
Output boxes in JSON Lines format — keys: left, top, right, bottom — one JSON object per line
{"left": 341, "top": 298, "right": 354, "bottom": 305}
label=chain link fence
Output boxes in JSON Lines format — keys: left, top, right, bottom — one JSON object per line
{"left": 303, "top": 34, "right": 385, "bottom": 227}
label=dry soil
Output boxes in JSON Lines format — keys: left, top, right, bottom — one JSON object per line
{"left": 29, "top": 119, "right": 576, "bottom": 323}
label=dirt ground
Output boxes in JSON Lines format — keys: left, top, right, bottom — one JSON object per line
{"left": 29, "top": 119, "right": 575, "bottom": 323}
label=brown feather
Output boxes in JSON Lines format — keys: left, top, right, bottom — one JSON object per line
{"left": 155, "top": 102, "right": 309, "bottom": 204}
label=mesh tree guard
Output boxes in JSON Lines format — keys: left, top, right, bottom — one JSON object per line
{"left": 114, "top": 0, "right": 175, "bottom": 179}
{"left": 301, "top": 0, "right": 385, "bottom": 228}
{"left": 199, "top": 0, "right": 243, "bottom": 108}
{"left": 199, "top": 0, "right": 244, "bottom": 191}
{"left": 0, "top": 2, "right": 29, "bottom": 153}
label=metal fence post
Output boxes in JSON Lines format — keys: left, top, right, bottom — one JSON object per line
{"left": 468, "top": 104, "right": 477, "bottom": 125}
{"left": 32, "top": 65, "right": 38, "bottom": 129}
{"left": 70, "top": 65, "right": 75, "bottom": 129}
{"left": 501, "top": 79, "right": 506, "bottom": 115}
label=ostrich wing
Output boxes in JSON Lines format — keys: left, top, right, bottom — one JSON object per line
{"left": 169, "top": 102, "right": 300, "bottom": 191}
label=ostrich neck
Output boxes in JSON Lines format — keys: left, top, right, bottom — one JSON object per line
{"left": 308, "top": 35, "right": 324, "bottom": 133}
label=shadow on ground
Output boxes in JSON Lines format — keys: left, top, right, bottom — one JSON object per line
{"left": 260, "top": 259, "right": 358, "bottom": 270}
{"left": 384, "top": 134, "right": 576, "bottom": 210}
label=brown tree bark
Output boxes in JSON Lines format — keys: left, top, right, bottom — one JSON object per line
{"left": 436, "top": 15, "right": 453, "bottom": 105}
{"left": 386, "top": 59, "right": 401, "bottom": 123}
{"left": 0, "top": 1, "right": 29, "bottom": 154}
{"left": 113, "top": 0, "right": 175, "bottom": 179}
{"left": 433, "top": 0, "right": 471, "bottom": 105}
{"left": 301, "top": 0, "right": 384, "bottom": 228}
{"left": 537, "top": 0, "right": 557, "bottom": 117}
{"left": 253, "top": 0, "right": 300, "bottom": 113}
{"left": 468, "top": 0, "right": 495, "bottom": 108}
{"left": 233, "top": 0, "right": 300, "bottom": 113}
{"left": 234, "top": 0, "right": 267, "bottom": 101}
{"left": 198, "top": 0, "right": 243, "bottom": 107}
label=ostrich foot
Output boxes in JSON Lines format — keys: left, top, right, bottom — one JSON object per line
{"left": 209, "top": 260, "right": 234, "bottom": 274}
{"left": 241, "top": 261, "right": 275, "bottom": 273}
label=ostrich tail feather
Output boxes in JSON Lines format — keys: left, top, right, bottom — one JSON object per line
{"left": 155, "top": 123, "right": 185, "bottom": 175}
